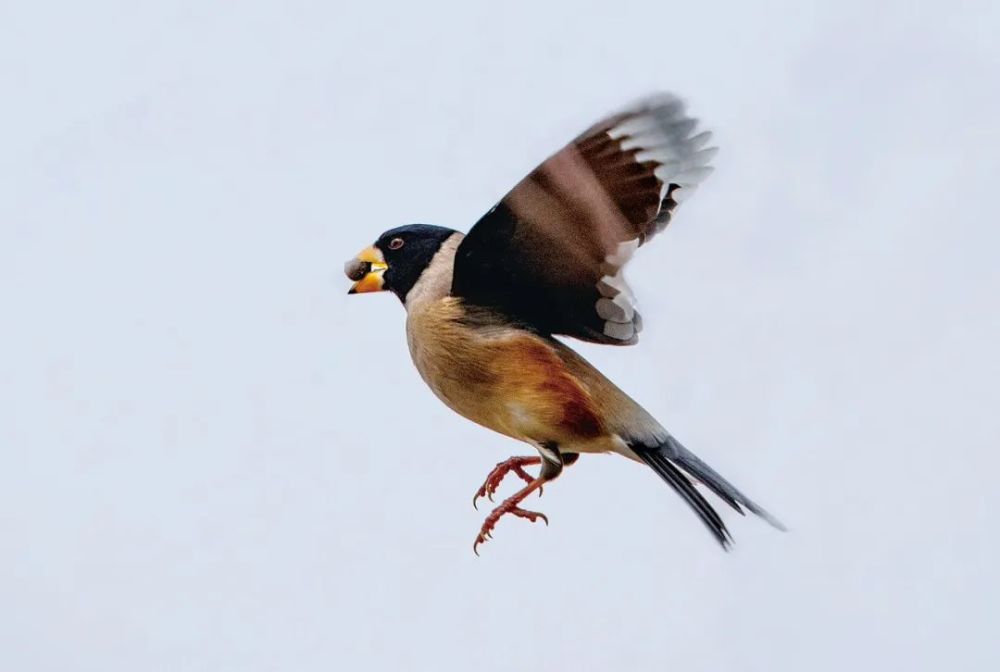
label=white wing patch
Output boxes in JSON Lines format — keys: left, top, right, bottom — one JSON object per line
{"left": 596, "top": 239, "right": 642, "bottom": 342}
{"left": 610, "top": 97, "right": 716, "bottom": 231}
{"left": 603, "top": 320, "right": 636, "bottom": 341}
{"left": 592, "top": 96, "right": 717, "bottom": 342}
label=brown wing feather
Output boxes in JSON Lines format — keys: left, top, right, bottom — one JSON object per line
{"left": 452, "top": 93, "right": 716, "bottom": 345}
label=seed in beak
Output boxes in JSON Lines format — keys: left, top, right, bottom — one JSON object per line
{"left": 344, "top": 258, "right": 369, "bottom": 281}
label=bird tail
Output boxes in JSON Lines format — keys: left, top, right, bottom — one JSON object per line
{"left": 630, "top": 433, "right": 786, "bottom": 549}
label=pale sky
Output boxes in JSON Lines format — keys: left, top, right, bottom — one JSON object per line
{"left": 2, "top": 1, "right": 999, "bottom": 670}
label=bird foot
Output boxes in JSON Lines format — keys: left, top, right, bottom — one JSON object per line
{"left": 473, "top": 479, "right": 548, "bottom": 555}
{"left": 472, "top": 456, "right": 543, "bottom": 509}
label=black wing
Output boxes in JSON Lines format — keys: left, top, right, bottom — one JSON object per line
{"left": 452, "top": 93, "right": 716, "bottom": 345}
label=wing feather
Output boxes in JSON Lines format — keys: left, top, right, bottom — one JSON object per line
{"left": 452, "top": 93, "right": 716, "bottom": 345}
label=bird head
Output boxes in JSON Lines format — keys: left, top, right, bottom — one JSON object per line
{"left": 345, "top": 224, "right": 457, "bottom": 302}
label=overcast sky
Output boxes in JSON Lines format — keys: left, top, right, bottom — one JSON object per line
{"left": 2, "top": 1, "right": 999, "bottom": 670}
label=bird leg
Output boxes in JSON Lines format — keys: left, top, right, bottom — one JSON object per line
{"left": 473, "top": 477, "right": 548, "bottom": 555}
{"left": 472, "top": 456, "right": 542, "bottom": 509}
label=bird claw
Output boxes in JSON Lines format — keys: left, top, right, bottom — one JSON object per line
{"left": 472, "top": 529, "right": 495, "bottom": 556}
{"left": 472, "top": 501, "right": 549, "bottom": 554}
{"left": 510, "top": 507, "right": 548, "bottom": 526}
{"left": 472, "top": 456, "right": 541, "bottom": 510}
{"left": 470, "top": 457, "right": 551, "bottom": 555}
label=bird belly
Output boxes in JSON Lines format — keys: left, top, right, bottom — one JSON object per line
{"left": 406, "top": 300, "right": 611, "bottom": 450}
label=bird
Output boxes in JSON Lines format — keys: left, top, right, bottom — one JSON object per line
{"left": 344, "top": 93, "right": 784, "bottom": 554}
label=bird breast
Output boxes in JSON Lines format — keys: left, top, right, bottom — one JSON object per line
{"left": 405, "top": 298, "right": 608, "bottom": 446}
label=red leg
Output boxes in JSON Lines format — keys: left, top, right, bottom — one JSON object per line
{"left": 473, "top": 477, "right": 548, "bottom": 555}
{"left": 473, "top": 456, "right": 542, "bottom": 509}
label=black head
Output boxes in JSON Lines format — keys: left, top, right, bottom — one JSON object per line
{"left": 345, "top": 224, "right": 458, "bottom": 302}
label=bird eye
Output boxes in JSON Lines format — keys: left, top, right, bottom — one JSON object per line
{"left": 388, "top": 237, "right": 404, "bottom": 250}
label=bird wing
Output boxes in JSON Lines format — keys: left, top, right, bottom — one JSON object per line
{"left": 451, "top": 93, "right": 716, "bottom": 345}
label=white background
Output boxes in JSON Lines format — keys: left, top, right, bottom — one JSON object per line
{"left": 3, "top": 1, "right": 998, "bottom": 670}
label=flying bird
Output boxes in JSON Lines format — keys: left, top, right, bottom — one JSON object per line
{"left": 344, "top": 93, "right": 784, "bottom": 553}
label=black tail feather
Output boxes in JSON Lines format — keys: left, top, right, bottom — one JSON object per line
{"left": 634, "top": 448, "right": 733, "bottom": 549}
{"left": 631, "top": 434, "right": 786, "bottom": 549}
{"left": 661, "top": 434, "right": 787, "bottom": 532}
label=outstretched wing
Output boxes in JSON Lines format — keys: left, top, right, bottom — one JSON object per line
{"left": 451, "top": 93, "right": 716, "bottom": 345}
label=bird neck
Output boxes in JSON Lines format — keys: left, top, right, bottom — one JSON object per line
{"left": 403, "top": 232, "right": 465, "bottom": 312}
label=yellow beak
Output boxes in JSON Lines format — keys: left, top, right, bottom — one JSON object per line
{"left": 346, "top": 246, "right": 389, "bottom": 294}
